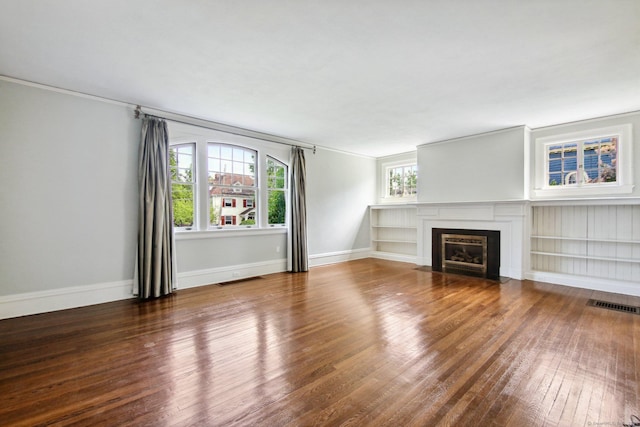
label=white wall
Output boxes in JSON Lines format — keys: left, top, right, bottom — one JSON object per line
{"left": 0, "top": 80, "right": 140, "bottom": 298}
{"left": 306, "top": 148, "right": 376, "bottom": 263}
{"left": 0, "top": 80, "right": 377, "bottom": 317}
{"left": 417, "top": 126, "right": 527, "bottom": 203}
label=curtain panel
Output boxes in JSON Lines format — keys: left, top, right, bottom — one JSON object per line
{"left": 289, "top": 146, "right": 308, "bottom": 272}
{"left": 136, "top": 117, "right": 176, "bottom": 298}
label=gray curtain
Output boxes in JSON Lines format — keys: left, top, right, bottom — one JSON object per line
{"left": 290, "top": 146, "right": 308, "bottom": 272}
{"left": 137, "top": 117, "right": 176, "bottom": 298}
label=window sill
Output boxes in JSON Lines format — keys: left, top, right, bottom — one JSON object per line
{"left": 174, "top": 227, "right": 287, "bottom": 240}
{"left": 532, "top": 184, "right": 634, "bottom": 199}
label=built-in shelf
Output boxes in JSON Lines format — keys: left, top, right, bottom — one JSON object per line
{"left": 370, "top": 204, "right": 417, "bottom": 262}
{"left": 372, "top": 225, "right": 418, "bottom": 229}
{"left": 530, "top": 251, "right": 640, "bottom": 264}
{"left": 531, "top": 235, "right": 640, "bottom": 244}
{"left": 530, "top": 204, "right": 640, "bottom": 284}
{"left": 372, "top": 239, "right": 417, "bottom": 244}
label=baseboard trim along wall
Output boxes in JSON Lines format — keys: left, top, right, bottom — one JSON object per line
{"left": 525, "top": 271, "right": 640, "bottom": 297}
{"left": 0, "top": 280, "right": 134, "bottom": 320}
{"left": 370, "top": 251, "right": 417, "bottom": 264}
{"left": 309, "top": 248, "right": 371, "bottom": 267}
{"left": 176, "top": 259, "right": 288, "bottom": 289}
{"left": 0, "top": 251, "right": 370, "bottom": 320}
{"left": 3, "top": 252, "right": 638, "bottom": 320}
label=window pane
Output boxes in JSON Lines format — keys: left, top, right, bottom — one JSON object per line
{"left": 208, "top": 144, "right": 219, "bottom": 159}
{"left": 209, "top": 186, "right": 256, "bottom": 227}
{"left": 221, "top": 159, "right": 233, "bottom": 175}
{"left": 172, "top": 183, "right": 194, "bottom": 228}
{"left": 170, "top": 143, "right": 195, "bottom": 228}
{"left": 268, "top": 190, "right": 286, "bottom": 225}
{"left": 232, "top": 160, "right": 243, "bottom": 175}
{"left": 547, "top": 143, "right": 578, "bottom": 186}
{"left": 584, "top": 136, "right": 617, "bottom": 183}
{"left": 387, "top": 164, "right": 417, "bottom": 197}
{"left": 267, "top": 157, "right": 287, "bottom": 189}
{"left": 220, "top": 145, "right": 233, "bottom": 160}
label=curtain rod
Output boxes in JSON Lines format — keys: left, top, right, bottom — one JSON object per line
{"left": 135, "top": 105, "right": 316, "bottom": 154}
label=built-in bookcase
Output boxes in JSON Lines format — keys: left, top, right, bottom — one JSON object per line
{"left": 530, "top": 203, "right": 640, "bottom": 283}
{"left": 370, "top": 204, "right": 417, "bottom": 263}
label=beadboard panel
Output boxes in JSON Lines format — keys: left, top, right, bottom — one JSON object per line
{"left": 531, "top": 205, "right": 640, "bottom": 284}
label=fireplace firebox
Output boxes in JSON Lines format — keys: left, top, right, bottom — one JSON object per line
{"left": 432, "top": 228, "right": 500, "bottom": 280}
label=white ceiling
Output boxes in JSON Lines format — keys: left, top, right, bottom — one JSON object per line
{"left": 1, "top": 1, "right": 639, "bottom": 157}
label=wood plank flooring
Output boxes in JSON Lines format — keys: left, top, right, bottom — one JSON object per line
{"left": 1, "top": 258, "right": 639, "bottom": 426}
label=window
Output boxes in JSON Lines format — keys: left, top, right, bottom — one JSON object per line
{"left": 169, "top": 124, "right": 290, "bottom": 232}
{"left": 208, "top": 144, "right": 257, "bottom": 228}
{"left": 169, "top": 143, "right": 195, "bottom": 229}
{"left": 534, "top": 124, "right": 633, "bottom": 198}
{"left": 546, "top": 136, "right": 617, "bottom": 187}
{"left": 386, "top": 164, "right": 417, "bottom": 198}
{"left": 267, "top": 156, "right": 287, "bottom": 226}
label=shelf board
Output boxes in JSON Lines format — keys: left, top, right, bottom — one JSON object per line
{"left": 372, "top": 225, "right": 417, "bottom": 229}
{"left": 530, "top": 251, "right": 640, "bottom": 264}
{"left": 373, "top": 239, "right": 417, "bottom": 244}
{"left": 531, "top": 235, "right": 640, "bottom": 244}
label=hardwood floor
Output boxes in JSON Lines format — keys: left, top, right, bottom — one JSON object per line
{"left": 1, "top": 258, "right": 639, "bottom": 426}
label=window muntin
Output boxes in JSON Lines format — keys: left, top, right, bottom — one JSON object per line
{"left": 546, "top": 136, "right": 617, "bottom": 187}
{"left": 208, "top": 143, "right": 257, "bottom": 228}
{"left": 169, "top": 143, "right": 195, "bottom": 229}
{"left": 387, "top": 164, "right": 417, "bottom": 198}
{"left": 267, "top": 156, "right": 287, "bottom": 226}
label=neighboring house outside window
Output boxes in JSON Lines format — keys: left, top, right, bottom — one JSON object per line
{"left": 208, "top": 143, "right": 257, "bottom": 227}
{"left": 533, "top": 124, "right": 633, "bottom": 198}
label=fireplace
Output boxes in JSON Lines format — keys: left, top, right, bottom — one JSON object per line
{"left": 432, "top": 228, "right": 500, "bottom": 280}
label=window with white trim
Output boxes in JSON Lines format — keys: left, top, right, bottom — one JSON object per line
{"left": 546, "top": 136, "right": 617, "bottom": 186}
{"left": 169, "top": 143, "right": 196, "bottom": 229}
{"left": 267, "top": 156, "right": 287, "bottom": 226}
{"left": 208, "top": 143, "right": 257, "bottom": 228}
{"left": 386, "top": 164, "right": 417, "bottom": 199}
{"left": 534, "top": 124, "right": 633, "bottom": 198}
{"left": 168, "top": 125, "right": 289, "bottom": 232}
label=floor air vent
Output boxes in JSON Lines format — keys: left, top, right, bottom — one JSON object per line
{"left": 587, "top": 299, "right": 640, "bottom": 315}
{"left": 218, "top": 276, "right": 265, "bottom": 286}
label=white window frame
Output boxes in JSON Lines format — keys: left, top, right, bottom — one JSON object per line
{"left": 168, "top": 122, "right": 290, "bottom": 234}
{"left": 533, "top": 124, "right": 633, "bottom": 198}
{"left": 207, "top": 143, "right": 258, "bottom": 230}
{"left": 382, "top": 160, "right": 418, "bottom": 201}
{"left": 169, "top": 142, "right": 197, "bottom": 230}
{"left": 266, "top": 156, "right": 288, "bottom": 227}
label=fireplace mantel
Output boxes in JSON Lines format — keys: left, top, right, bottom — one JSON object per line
{"left": 416, "top": 201, "right": 528, "bottom": 279}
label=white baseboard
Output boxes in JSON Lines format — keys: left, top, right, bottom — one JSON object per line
{"left": 5, "top": 260, "right": 638, "bottom": 320}
{"left": 526, "top": 271, "right": 640, "bottom": 297}
{"left": 177, "top": 259, "right": 288, "bottom": 289}
{"left": 309, "top": 248, "right": 371, "bottom": 267}
{"left": 370, "top": 251, "right": 417, "bottom": 264}
{"left": 0, "top": 280, "right": 134, "bottom": 320}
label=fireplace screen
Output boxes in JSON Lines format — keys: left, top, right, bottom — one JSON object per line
{"left": 432, "top": 228, "right": 500, "bottom": 280}
{"left": 441, "top": 234, "right": 487, "bottom": 277}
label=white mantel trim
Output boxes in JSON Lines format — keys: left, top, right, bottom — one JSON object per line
{"left": 417, "top": 201, "right": 528, "bottom": 280}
